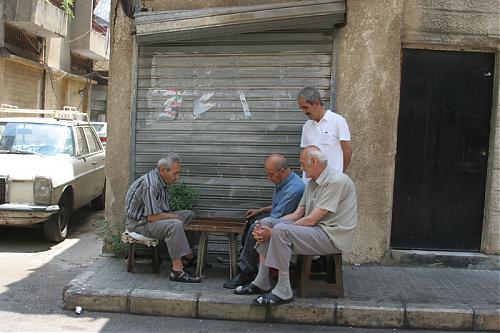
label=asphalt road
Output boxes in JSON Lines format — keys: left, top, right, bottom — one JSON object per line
{"left": 0, "top": 205, "right": 473, "bottom": 333}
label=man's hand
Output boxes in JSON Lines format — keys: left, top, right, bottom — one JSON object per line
{"left": 252, "top": 223, "right": 272, "bottom": 244}
{"left": 246, "top": 208, "right": 260, "bottom": 219}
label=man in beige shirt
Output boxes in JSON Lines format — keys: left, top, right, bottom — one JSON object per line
{"left": 234, "top": 146, "right": 357, "bottom": 306}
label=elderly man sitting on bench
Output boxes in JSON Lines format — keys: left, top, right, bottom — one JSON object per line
{"left": 234, "top": 146, "right": 357, "bottom": 305}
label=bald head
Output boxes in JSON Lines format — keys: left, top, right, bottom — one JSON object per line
{"left": 264, "top": 154, "right": 291, "bottom": 185}
{"left": 264, "top": 154, "right": 288, "bottom": 171}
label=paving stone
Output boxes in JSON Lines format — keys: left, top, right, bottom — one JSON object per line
{"left": 270, "top": 298, "right": 335, "bottom": 325}
{"left": 63, "top": 286, "right": 129, "bottom": 313}
{"left": 406, "top": 303, "right": 473, "bottom": 330}
{"left": 472, "top": 306, "right": 500, "bottom": 331}
{"left": 129, "top": 289, "right": 197, "bottom": 317}
{"left": 62, "top": 257, "right": 500, "bottom": 331}
{"left": 198, "top": 293, "right": 266, "bottom": 322}
{"left": 336, "top": 300, "right": 404, "bottom": 328}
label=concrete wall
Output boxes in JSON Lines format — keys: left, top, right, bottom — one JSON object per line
{"left": 336, "top": 0, "right": 404, "bottom": 263}
{"left": 483, "top": 52, "right": 500, "bottom": 255}
{"left": 143, "top": 0, "right": 294, "bottom": 11}
{"left": 103, "top": 0, "right": 134, "bottom": 250}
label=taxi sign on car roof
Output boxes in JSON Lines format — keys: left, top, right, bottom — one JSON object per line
{"left": 0, "top": 104, "right": 89, "bottom": 122}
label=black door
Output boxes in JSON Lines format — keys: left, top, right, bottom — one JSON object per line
{"left": 391, "top": 49, "right": 494, "bottom": 251}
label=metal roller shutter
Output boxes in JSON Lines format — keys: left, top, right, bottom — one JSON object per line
{"left": 134, "top": 29, "right": 334, "bottom": 218}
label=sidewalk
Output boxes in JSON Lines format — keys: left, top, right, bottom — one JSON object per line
{"left": 63, "top": 256, "right": 500, "bottom": 331}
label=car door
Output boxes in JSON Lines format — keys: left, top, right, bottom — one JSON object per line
{"left": 82, "top": 125, "right": 105, "bottom": 198}
{"left": 72, "top": 127, "right": 94, "bottom": 209}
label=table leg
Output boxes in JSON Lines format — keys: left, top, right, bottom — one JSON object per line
{"left": 228, "top": 233, "right": 238, "bottom": 279}
{"left": 196, "top": 232, "right": 208, "bottom": 277}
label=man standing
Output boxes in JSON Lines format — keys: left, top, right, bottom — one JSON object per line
{"left": 223, "top": 154, "right": 304, "bottom": 289}
{"left": 234, "top": 146, "right": 357, "bottom": 306}
{"left": 125, "top": 152, "right": 201, "bottom": 283}
{"left": 298, "top": 86, "right": 352, "bottom": 173}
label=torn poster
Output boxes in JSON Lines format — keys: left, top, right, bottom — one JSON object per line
{"left": 158, "top": 89, "right": 183, "bottom": 120}
{"left": 193, "top": 93, "right": 215, "bottom": 119}
{"left": 239, "top": 91, "right": 252, "bottom": 120}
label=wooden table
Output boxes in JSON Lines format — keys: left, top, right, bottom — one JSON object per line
{"left": 184, "top": 218, "right": 247, "bottom": 279}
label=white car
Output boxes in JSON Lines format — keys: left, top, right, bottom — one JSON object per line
{"left": 91, "top": 121, "right": 107, "bottom": 147}
{"left": 0, "top": 108, "right": 106, "bottom": 242}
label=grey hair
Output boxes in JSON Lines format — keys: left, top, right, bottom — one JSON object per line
{"left": 304, "top": 146, "right": 328, "bottom": 166}
{"left": 297, "top": 87, "right": 323, "bottom": 106}
{"left": 157, "top": 152, "right": 181, "bottom": 170}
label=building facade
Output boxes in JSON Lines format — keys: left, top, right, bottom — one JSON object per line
{"left": 105, "top": 0, "right": 499, "bottom": 263}
{"left": 0, "top": 0, "right": 109, "bottom": 115}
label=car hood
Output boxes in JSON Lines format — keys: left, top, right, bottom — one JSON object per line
{"left": 0, "top": 153, "right": 74, "bottom": 184}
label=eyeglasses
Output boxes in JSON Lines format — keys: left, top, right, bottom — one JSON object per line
{"left": 267, "top": 168, "right": 284, "bottom": 177}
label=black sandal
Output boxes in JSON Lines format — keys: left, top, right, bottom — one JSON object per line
{"left": 253, "top": 292, "right": 293, "bottom": 306}
{"left": 234, "top": 283, "right": 269, "bottom": 295}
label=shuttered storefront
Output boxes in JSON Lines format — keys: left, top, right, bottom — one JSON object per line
{"left": 3, "top": 60, "right": 43, "bottom": 108}
{"left": 134, "top": 30, "right": 335, "bottom": 218}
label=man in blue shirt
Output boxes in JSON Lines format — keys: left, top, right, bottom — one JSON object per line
{"left": 223, "top": 154, "right": 305, "bottom": 289}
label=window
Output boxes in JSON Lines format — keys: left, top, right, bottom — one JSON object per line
{"left": 0, "top": 122, "right": 74, "bottom": 156}
{"left": 83, "top": 126, "right": 101, "bottom": 153}
{"left": 76, "top": 127, "right": 89, "bottom": 156}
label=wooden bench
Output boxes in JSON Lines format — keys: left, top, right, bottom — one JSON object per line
{"left": 184, "top": 218, "right": 247, "bottom": 279}
{"left": 121, "top": 231, "right": 160, "bottom": 273}
{"left": 295, "top": 253, "right": 344, "bottom": 298}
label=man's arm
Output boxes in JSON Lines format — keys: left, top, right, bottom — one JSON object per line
{"left": 293, "top": 207, "right": 329, "bottom": 226}
{"left": 246, "top": 205, "right": 272, "bottom": 219}
{"left": 340, "top": 140, "right": 353, "bottom": 172}
{"left": 147, "top": 212, "right": 185, "bottom": 222}
{"left": 282, "top": 205, "right": 306, "bottom": 222}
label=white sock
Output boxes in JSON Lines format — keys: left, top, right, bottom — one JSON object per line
{"left": 271, "top": 271, "right": 293, "bottom": 300}
{"left": 251, "top": 263, "right": 270, "bottom": 291}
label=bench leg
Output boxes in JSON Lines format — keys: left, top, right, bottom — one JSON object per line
{"left": 228, "top": 233, "right": 238, "bottom": 280}
{"left": 296, "top": 255, "right": 312, "bottom": 298}
{"left": 127, "top": 243, "right": 135, "bottom": 273}
{"left": 152, "top": 246, "right": 160, "bottom": 273}
{"left": 196, "top": 233, "right": 208, "bottom": 278}
{"left": 334, "top": 254, "right": 344, "bottom": 297}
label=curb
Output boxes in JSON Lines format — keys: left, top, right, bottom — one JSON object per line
{"left": 63, "top": 264, "right": 500, "bottom": 331}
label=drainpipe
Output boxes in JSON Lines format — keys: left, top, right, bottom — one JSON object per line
{"left": 40, "top": 38, "right": 47, "bottom": 109}
{"left": 0, "top": 1, "right": 5, "bottom": 48}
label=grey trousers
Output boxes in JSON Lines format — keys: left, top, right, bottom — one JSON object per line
{"left": 126, "top": 210, "right": 195, "bottom": 261}
{"left": 256, "top": 217, "right": 339, "bottom": 272}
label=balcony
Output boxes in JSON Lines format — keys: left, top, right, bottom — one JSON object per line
{"left": 4, "top": 0, "right": 68, "bottom": 38}
{"left": 70, "top": 0, "right": 109, "bottom": 61}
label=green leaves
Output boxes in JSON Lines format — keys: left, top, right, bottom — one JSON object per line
{"left": 45, "top": 0, "right": 74, "bottom": 18}
{"left": 169, "top": 183, "right": 200, "bottom": 211}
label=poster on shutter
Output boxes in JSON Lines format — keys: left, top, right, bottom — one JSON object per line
{"left": 155, "top": 89, "right": 183, "bottom": 120}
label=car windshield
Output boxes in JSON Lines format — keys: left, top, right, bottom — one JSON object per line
{"left": 0, "top": 122, "right": 75, "bottom": 156}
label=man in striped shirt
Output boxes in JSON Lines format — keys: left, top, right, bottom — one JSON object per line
{"left": 125, "top": 152, "right": 201, "bottom": 283}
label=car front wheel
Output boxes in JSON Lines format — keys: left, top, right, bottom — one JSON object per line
{"left": 43, "top": 194, "right": 70, "bottom": 242}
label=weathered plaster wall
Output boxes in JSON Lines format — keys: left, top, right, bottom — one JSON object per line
{"left": 104, "top": 0, "right": 134, "bottom": 251}
{"left": 336, "top": 0, "right": 404, "bottom": 263}
{"left": 143, "top": 0, "right": 294, "bottom": 11}
{"left": 402, "top": 0, "right": 500, "bottom": 255}
{"left": 483, "top": 50, "right": 500, "bottom": 255}
{"left": 403, "top": 0, "right": 500, "bottom": 50}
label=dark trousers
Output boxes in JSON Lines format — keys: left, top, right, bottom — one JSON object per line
{"left": 237, "top": 213, "right": 269, "bottom": 275}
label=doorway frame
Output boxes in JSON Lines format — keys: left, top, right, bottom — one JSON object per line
{"left": 392, "top": 44, "right": 500, "bottom": 254}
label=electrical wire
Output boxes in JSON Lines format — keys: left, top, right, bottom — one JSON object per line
{"left": 64, "top": 29, "right": 93, "bottom": 43}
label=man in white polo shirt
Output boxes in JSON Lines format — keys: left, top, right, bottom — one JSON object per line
{"left": 298, "top": 86, "right": 352, "bottom": 174}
